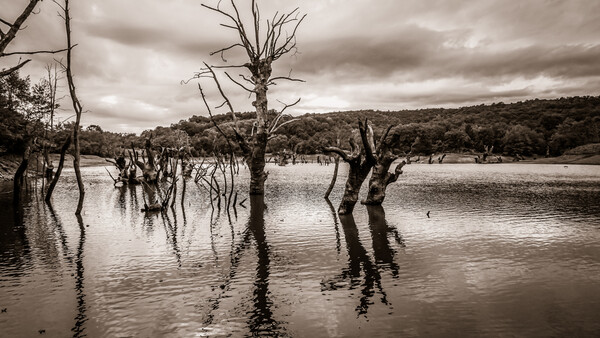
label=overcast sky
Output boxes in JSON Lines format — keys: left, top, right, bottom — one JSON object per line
{"left": 3, "top": 0, "right": 600, "bottom": 133}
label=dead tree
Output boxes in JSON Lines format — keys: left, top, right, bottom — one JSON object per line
{"left": 195, "top": 0, "right": 305, "bottom": 195}
{"left": 55, "top": 0, "right": 85, "bottom": 215}
{"left": 45, "top": 135, "right": 71, "bottom": 201}
{"left": 106, "top": 151, "right": 128, "bottom": 182}
{"left": 324, "top": 119, "right": 376, "bottom": 215}
{"left": 41, "top": 64, "right": 60, "bottom": 181}
{"left": 324, "top": 139, "right": 341, "bottom": 200}
{"left": 133, "top": 138, "right": 158, "bottom": 183}
{"left": 1, "top": 0, "right": 69, "bottom": 77}
{"left": 362, "top": 126, "right": 406, "bottom": 205}
{"left": 438, "top": 153, "right": 446, "bottom": 164}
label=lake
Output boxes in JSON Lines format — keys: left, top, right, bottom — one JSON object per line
{"left": 1, "top": 163, "right": 600, "bottom": 337}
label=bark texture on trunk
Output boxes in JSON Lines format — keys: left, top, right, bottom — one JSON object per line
{"left": 338, "top": 161, "right": 373, "bottom": 214}
{"left": 248, "top": 131, "right": 268, "bottom": 195}
{"left": 63, "top": 0, "right": 85, "bottom": 215}
{"left": 134, "top": 138, "right": 158, "bottom": 184}
{"left": 324, "top": 156, "right": 339, "bottom": 199}
{"left": 362, "top": 126, "right": 405, "bottom": 206}
{"left": 362, "top": 160, "right": 405, "bottom": 205}
{"left": 45, "top": 135, "right": 71, "bottom": 202}
{"left": 324, "top": 120, "right": 376, "bottom": 215}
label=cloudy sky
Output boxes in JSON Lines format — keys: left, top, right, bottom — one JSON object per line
{"left": 3, "top": 0, "right": 600, "bottom": 133}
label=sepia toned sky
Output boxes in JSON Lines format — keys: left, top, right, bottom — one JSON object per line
{"left": 3, "top": 0, "right": 600, "bottom": 133}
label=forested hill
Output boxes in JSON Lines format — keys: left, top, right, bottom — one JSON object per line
{"left": 169, "top": 95, "right": 600, "bottom": 157}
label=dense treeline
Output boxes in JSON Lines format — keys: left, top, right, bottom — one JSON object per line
{"left": 170, "top": 96, "right": 600, "bottom": 157}
{"left": 2, "top": 71, "right": 599, "bottom": 158}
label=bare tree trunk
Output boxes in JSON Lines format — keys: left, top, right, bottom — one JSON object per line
{"left": 362, "top": 126, "right": 405, "bottom": 205}
{"left": 248, "top": 132, "right": 268, "bottom": 195}
{"left": 58, "top": 0, "right": 84, "bottom": 215}
{"left": 134, "top": 138, "right": 158, "bottom": 183}
{"left": 338, "top": 162, "right": 372, "bottom": 214}
{"left": 324, "top": 156, "right": 339, "bottom": 199}
{"left": 324, "top": 120, "right": 376, "bottom": 215}
{"left": 43, "top": 148, "right": 53, "bottom": 181}
{"left": 45, "top": 135, "right": 71, "bottom": 202}
{"left": 362, "top": 160, "right": 405, "bottom": 205}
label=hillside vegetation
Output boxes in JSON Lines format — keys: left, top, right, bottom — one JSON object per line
{"left": 169, "top": 96, "right": 600, "bottom": 157}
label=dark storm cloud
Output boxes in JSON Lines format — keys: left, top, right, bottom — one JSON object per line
{"left": 294, "top": 25, "right": 444, "bottom": 78}
{"left": 4, "top": 0, "right": 600, "bottom": 132}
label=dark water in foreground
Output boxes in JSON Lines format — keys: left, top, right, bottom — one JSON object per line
{"left": 1, "top": 163, "right": 600, "bottom": 337}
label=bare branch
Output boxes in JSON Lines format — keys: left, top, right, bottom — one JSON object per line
{"left": 209, "top": 43, "right": 244, "bottom": 61}
{"left": 224, "top": 71, "right": 255, "bottom": 92}
{"left": 1, "top": 46, "right": 71, "bottom": 57}
{"left": 0, "top": 59, "right": 30, "bottom": 77}
{"left": 358, "top": 119, "right": 375, "bottom": 163}
{"left": 267, "top": 75, "right": 305, "bottom": 86}
{"left": 269, "top": 118, "right": 299, "bottom": 135}
{"left": 323, "top": 146, "right": 350, "bottom": 163}
{"left": 202, "top": 62, "right": 239, "bottom": 128}
{"left": 239, "top": 73, "right": 255, "bottom": 85}
{"left": 269, "top": 98, "right": 300, "bottom": 134}
{"left": 0, "top": 17, "right": 12, "bottom": 27}
{"left": 0, "top": 0, "right": 41, "bottom": 54}
{"left": 376, "top": 125, "right": 394, "bottom": 154}
{"left": 198, "top": 83, "right": 234, "bottom": 153}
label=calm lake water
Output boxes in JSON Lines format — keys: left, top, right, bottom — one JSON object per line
{"left": 1, "top": 163, "right": 600, "bottom": 337}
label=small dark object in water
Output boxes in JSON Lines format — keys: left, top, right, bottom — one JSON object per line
{"left": 1, "top": 308, "right": 6, "bottom": 313}
{"left": 39, "top": 329, "right": 45, "bottom": 334}
{"left": 427, "top": 211, "right": 430, "bottom": 218}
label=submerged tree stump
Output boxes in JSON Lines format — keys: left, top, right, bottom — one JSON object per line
{"left": 324, "top": 119, "right": 376, "bottom": 215}
{"left": 362, "top": 160, "right": 405, "bottom": 205}
{"left": 362, "top": 125, "right": 406, "bottom": 205}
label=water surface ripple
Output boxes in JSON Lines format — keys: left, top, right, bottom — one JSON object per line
{"left": 1, "top": 163, "right": 599, "bottom": 337}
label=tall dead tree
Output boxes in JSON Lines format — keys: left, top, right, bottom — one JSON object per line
{"left": 55, "top": 0, "right": 84, "bottom": 215}
{"left": 361, "top": 126, "right": 406, "bottom": 205}
{"left": 196, "top": 0, "right": 305, "bottom": 195}
{"left": 324, "top": 120, "right": 376, "bottom": 215}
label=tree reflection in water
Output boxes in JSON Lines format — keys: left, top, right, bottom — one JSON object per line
{"left": 246, "top": 195, "right": 284, "bottom": 335}
{"left": 0, "top": 186, "right": 31, "bottom": 277}
{"left": 71, "top": 214, "right": 87, "bottom": 337}
{"left": 322, "top": 204, "right": 404, "bottom": 316}
{"left": 201, "top": 195, "right": 285, "bottom": 336}
{"left": 366, "top": 205, "right": 404, "bottom": 278}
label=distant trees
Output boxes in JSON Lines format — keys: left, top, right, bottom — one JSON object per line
{"left": 502, "top": 125, "right": 544, "bottom": 156}
{"left": 159, "top": 96, "right": 600, "bottom": 158}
